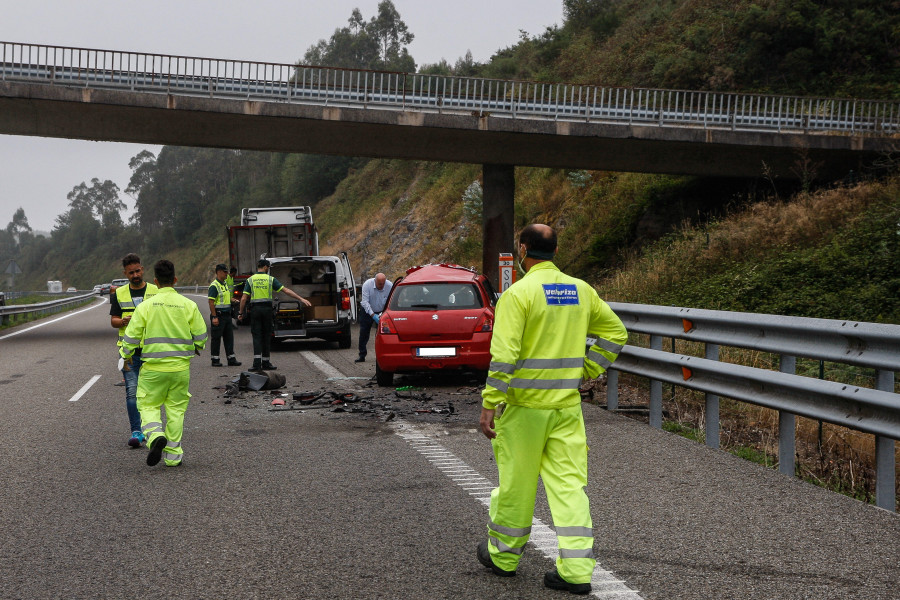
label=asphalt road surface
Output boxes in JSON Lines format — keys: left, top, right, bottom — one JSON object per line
{"left": 1, "top": 295, "right": 898, "bottom": 600}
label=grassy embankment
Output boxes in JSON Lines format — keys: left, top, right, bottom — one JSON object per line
{"left": 594, "top": 175, "right": 900, "bottom": 504}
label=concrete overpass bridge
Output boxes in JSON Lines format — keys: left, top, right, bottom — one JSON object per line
{"left": 1, "top": 41, "right": 898, "bottom": 281}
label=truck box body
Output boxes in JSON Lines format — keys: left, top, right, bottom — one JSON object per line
{"left": 228, "top": 206, "right": 355, "bottom": 347}
{"left": 228, "top": 223, "right": 318, "bottom": 275}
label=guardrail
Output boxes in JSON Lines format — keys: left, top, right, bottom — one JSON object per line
{"left": 2, "top": 41, "right": 898, "bottom": 136}
{"left": 0, "top": 292, "right": 96, "bottom": 324}
{"left": 605, "top": 303, "right": 899, "bottom": 511}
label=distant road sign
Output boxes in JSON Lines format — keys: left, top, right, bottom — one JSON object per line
{"left": 5, "top": 259, "right": 21, "bottom": 275}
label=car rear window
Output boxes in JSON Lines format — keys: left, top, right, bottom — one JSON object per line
{"left": 390, "top": 283, "right": 483, "bottom": 310}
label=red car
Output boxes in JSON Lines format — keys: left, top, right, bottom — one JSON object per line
{"left": 375, "top": 264, "right": 498, "bottom": 386}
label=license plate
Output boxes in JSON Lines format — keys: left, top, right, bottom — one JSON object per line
{"left": 416, "top": 347, "right": 456, "bottom": 357}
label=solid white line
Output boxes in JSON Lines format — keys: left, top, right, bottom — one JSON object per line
{"left": 301, "top": 353, "right": 644, "bottom": 599}
{"left": 69, "top": 375, "right": 102, "bottom": 402}
{"left": 394, "top": 422, "right": 646, "bottom": 599}
{"left": 0, "top": 297, "right": 108, "bottom": 340}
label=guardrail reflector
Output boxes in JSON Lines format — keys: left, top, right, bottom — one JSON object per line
{"left": 682, "top": 319, "right": 694, "bottom": 333}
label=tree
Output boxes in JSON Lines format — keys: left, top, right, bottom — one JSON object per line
{"left": 66, "top": 178, "right": 126, "bottom": 230}
{"left": 6, "top": 207, "right": 32, "bottom": 243}
{"left": 126, "top": 150, "right": 157, "bottom": 199}
{"left": 302, "top": 1, "right": 416, "bottom": 72}
{"left": 370, "top": 0, "right": 415, "bottom": 71}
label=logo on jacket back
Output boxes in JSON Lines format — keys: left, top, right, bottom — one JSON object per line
{"left": 543, "top": 284, "right": 579, "bottom": 305}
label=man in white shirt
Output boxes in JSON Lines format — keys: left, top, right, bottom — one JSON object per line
{"left": 355, "top": 273, "right": 393, "bottom": 363}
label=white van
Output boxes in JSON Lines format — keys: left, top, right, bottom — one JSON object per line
{"left": 265, "top": 253, "right": 357, "bottom": 348}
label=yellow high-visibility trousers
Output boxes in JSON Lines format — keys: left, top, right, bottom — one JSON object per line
{"left": 487, "top": 404, "right": 595, "bottom": 583}
{"left": 137, "top": 369, "right": 191, "bottom": 466}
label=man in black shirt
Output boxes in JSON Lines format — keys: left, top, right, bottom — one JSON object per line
{"left": 109, "top": 253, "right": 157, "bottom": 448}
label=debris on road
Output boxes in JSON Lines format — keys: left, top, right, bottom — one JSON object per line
{"left": 215, "top": 372, "right": 484, "bottom": 423}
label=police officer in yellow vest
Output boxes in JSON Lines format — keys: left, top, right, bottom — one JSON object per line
{"left": 110, "top": 253, "right": 158, "bottom": 449}
{"left": 476, "top": 224, "right": 628, "bottom": 595}
{"left": 207, "top": 263, "right": 241, "bottom": 367}
{"left": 238, "top": 258, "right": 311, "bottom": 371}
{"left": 121, "top": 259, "right": 207, "bottom": 467}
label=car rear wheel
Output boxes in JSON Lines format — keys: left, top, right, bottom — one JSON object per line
{"left": 375, "top": 363, "right": 393, "bottom": 387}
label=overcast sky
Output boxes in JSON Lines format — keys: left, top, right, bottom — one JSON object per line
{"left": 0, "top": 0, "right": 563, "bottom": 232}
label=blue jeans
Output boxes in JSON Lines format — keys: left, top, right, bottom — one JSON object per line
{"left": 122, "top": 355, "right": 143, "bottom": 433}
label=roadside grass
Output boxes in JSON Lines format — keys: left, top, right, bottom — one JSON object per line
{"left": 593, "top": 175, "right": 900, "bottom": 507}
{"left": 0, "top": 296, "right": 97, "bottom": 331}
{"left": 616, "top": 373, "right": 897, "bottom": 507}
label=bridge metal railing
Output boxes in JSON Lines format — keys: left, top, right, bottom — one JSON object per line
{"left": 605, "top": 302, "right": 899, "bottom": 511}
{"left": 1, "top": 41, "right": 898, "bottom": 136}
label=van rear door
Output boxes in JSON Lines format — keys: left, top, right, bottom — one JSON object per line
{"left": 339, "top": 251, "right": 357, "bottom": 322}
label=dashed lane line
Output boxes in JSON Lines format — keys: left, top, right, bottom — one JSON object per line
{"left": 303, "top": 350, "right": 645, "bottom": 599}
{"left": 300, "top": 350, "right": 345, "bottom": 379}
{"left": 69, "top": 375, "right": 102, "bottom": 402}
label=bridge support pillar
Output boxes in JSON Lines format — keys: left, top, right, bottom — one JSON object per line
{"left": 482, "top": 164, "right": 515, "bottom": 288}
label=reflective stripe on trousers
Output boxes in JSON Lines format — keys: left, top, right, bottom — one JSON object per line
{"left": 136, "top": 368, "right": 191, "bottom": 466}
{"left": 486, "top": 404, "right": 595, "bottom": 583}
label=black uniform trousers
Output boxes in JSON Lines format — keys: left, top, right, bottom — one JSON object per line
{"left": 250, "top": 302, "right": 275, "bottom": 362}
{"left": 209, "top": 308, "right": 234, "bottom": 359}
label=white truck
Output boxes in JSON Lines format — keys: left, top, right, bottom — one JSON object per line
{"left": 228, "top": 206, "right": 357, "bottom": 348}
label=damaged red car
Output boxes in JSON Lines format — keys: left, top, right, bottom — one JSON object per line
{"left": 374, "top": 264, "right": 497, "bottom": 386}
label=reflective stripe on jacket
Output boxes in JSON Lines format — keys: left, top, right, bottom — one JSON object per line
{"left": 245, "top": 273, "right": 283, "bottom": 304}
{"left": 209, "top": 279, "right": 231, "bottom": 310}
{"left": 115, "top": 283, "right": 158, "bottom": 344}
{"left": 482, "top": 261, "right": 627, "bottom": 410}
{"left": 120, "top": 287, "right": 208, "bottom": 372}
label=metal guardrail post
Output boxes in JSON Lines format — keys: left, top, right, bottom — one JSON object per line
{"left": 778, "top": 355, "right": 797, "bottom": 476}
{"left": 874, "top": 370, "right": 896, "bottom": 511}
{"left": 649, "top": 335, "right": 663, "bottom": 428}
{"left": 704, "top": 343, "right": 720, "bottom": 449}
{"left": 606, "top": 369, "right": 618, "bottom": 411}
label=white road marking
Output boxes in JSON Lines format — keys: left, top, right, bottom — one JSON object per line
{"left": 393, "top": 425, "right": 644, "bottom": 599}
{"left": 300, "top": 351, "right": 345, "bottom": 379}
{"left": 302, "top": 350, "right": 645, "bottom": 599}
{"left": 69, "top": 375, "right": 102, "bottom": 402}
{"left": 0, "top": 297, "right": 108, "bottom": 340}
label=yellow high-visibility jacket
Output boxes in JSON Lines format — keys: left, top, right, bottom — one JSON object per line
{"left": 482, "top": 261, "right": 628, "bottom": 410}
{"left": 120, "top": 287, "right": 208, "bottom": 372}
{"left": 115, "top": 283, "right": 158, "bottom": 345}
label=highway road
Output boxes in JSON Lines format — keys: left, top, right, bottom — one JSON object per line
{"left": 1, "top": 295, "right": 898, "bottom": 600}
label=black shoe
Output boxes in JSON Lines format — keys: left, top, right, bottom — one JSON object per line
{"left": 227, "top": 358, "right": 242, "bottom": 366}
{"left": 146, "top": 436, "right": 167, "bottom": 467}
{"left": 476, "top": 541, "right": 515, "bottom": 577}
{"left": 543, "top": 570, "right": 590, "bottom": 595}
{"left": 211, "top": 360, "right": 223, "bottom": 367}
{"left": 354, "top": 357, "right": 365, "bottom": 363}
{"left": 250, "top": 362, "right": 262, "bottom": 372}
{"left": 261, "top": 361, "right": 277, "bottom": 370}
